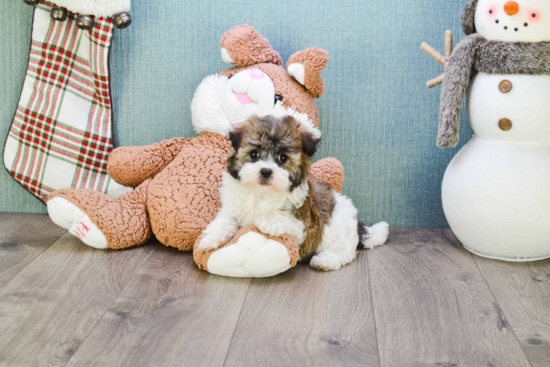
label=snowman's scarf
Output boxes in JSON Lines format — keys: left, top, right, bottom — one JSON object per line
{"left": 437, "top": 34, "right": 550, "bottom": 148}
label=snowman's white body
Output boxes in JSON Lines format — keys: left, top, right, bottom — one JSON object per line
{"left": 442, "top": 73, "right": 550, "bottom": 260}
{"left": 440, "top": 0, "right": 550, "bottom": 261}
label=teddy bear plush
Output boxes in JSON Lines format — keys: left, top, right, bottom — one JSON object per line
{"left": 46, "top": 25, "right": 345, "bottom": 277}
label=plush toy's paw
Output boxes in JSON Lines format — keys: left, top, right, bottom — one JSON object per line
{"left": 365, "top": 222, "right": 390, "bottom": 249}
{"left": 310, "top": 251, "right": 344, "bottom": 271}
{"left": 254, "top": 216, "right": 285, "bottom": 238}
{"left": 194, "top": 226, "right": 300, "bottom": 278}
{"left": 47, "top": 197, "right": 108, "bottom": 249}
{"left": 198, "top": 233, "right": 222, "bottom": 251}
{"left": 310, "top": 158, "right": 345, "bottom": 193}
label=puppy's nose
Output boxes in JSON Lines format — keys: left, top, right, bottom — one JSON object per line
{"left": 260, "top": 168, "right": 273, "bottom": 178}
{"left": 504, "top": 1, "right": 519, "bottom": 16}
{"left": 250, "top": 68, "right": 265, "bottom": 79}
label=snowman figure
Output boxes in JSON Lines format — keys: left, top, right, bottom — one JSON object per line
{"left": 435, "top": 0, "right": 550, "bottom": 261}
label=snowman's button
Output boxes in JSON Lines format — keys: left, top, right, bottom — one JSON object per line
{"left": 51, "top": 7, "right": 68, "bottom": 22}
{"left": 499, "top": 118, "right": 513, "bottom": 131}
{"left": 499, "top": 80, "right": 513, "bottom": 93}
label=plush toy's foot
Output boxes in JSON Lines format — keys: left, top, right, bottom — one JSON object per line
{"left": 194, "top": 226, "right": 299, "bottom": 278}
{"left": 48, "top": 197, "right": 108, "bottom": 249}
{"left": 47, "top": 181, "right": 152, "bottom": 250}
{"left": 364, "top": 222, "right": 390, "bottom": 249}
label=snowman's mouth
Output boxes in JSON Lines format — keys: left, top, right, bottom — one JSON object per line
{"left": 495, "top": 19, "right": 529, "bottom": 32}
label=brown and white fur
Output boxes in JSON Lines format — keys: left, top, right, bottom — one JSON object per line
{"left": 198, "top": 115, "right": 389, "bottom": 271}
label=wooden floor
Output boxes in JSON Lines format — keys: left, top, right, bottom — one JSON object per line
{"left": 0, "top": 213, "right": 549, "bottom": 367}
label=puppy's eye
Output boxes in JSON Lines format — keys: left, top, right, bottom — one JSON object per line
{"left": 250, "top": 151, "right": 259, "bottom": 160}
{"left": 274, "top": 95, "right": 283, "bottom": 104}
{"left": 278, "top": 154, "right": 288, "bottom": 164}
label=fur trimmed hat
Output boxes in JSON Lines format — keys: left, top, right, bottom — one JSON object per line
{"left": 462, "top": 0, "right": 479, "bottom": 35}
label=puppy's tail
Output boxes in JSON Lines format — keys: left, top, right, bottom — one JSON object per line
{"left": 357, "top": 221, "right": 389, "bottom": 250}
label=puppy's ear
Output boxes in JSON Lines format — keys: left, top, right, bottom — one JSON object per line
{"left": 301, "top": 131, "right": 321, "bottom": 157}
{"left": 229, "top": 126, "right": 246, "bottom": 151}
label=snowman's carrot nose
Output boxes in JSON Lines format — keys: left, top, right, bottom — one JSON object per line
{"left": 504, "top": 1, "right": 519, "bottom": 16}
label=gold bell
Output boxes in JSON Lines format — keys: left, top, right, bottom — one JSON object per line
{"left": 51, "top": 7, "right": 68, "bottom": 22}
{"left": 76, "top": 15, "right": 95, "bottom": 30}
{"left": 113, "top": 12, "right": 132, "bottom": 29}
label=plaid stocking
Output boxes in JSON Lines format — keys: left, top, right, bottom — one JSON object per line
{"left": 3, "top": 1, "right": 131, "bottom": 202}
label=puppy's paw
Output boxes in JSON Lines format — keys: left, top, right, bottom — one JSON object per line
{"left": 254, "top": 216, "right": 285, "bottom": 238}
{"left": 198, "top": 233, "right": 221, "bottom": 251}
{"left": 219, "top": 225, "right": 239, "bottom": 244}
{"left": 310, "top": 251, "right": 343, "bottom": 271}
{"left": 365, "top": 222, "right": 390, "bottom": 249}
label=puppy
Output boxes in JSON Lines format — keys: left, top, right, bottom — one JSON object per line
{"left": 198, "top": 115, "right": 389, "bottom": 271}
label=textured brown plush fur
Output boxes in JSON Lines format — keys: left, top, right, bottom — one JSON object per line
{"left": 221, "top": 25, "right": 283, "bottom": 66}
{"left": 47, "top": 25, "right": 342, "bottom": 276}
{"left": 107, "top": 138, "right": 188, "bottom": 188}
{"left": 310, "top": 157, "right": 344, "bottom": 194}
{"left": 287, "top": 48, "right": 329, "bottom": 98}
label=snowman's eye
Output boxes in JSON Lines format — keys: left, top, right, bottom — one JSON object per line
{"left": 489, "top": 10, "right": 493, "bottom": 14}
{"left": 529, "top": 10, "right": 542, "bottom": 23}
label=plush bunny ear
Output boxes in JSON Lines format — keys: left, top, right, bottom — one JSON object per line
{"left": 221, "top": 25, "right": 282, "bottom": 66}
{"left": 462, "top": 0, "right": 479, "bottom": 35}
{"left": 286, "top": 48, "right": 329, "bottom": 98}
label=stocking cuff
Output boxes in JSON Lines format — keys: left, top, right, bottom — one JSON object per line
{"left": 48, "top": 0, "right": 131, "bottom": 18}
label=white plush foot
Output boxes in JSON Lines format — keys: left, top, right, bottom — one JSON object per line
{"left": 207, "top": 232, "right": 292, "bottom": 278}
{"left": 47, "top": 197, "right": 108, "bottom": 249}
{"left": 365, "top": 222, "right": 390, "bottom": 249}
{"left": 310, "top": 251, "right": 344, "bottom": 271}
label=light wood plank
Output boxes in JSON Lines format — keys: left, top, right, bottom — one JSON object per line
{"left": 0, "top": 213, "right": 66, "bottom": 288}
{"left": 0, "top": 233, "right": 156, "bottom": 367}
{"left": 368, "top": 228, "right": 531, "bottom": 367}
{"left": 473, "top": 253, "right": 550, "bottom": 367}
{"left": 224, "top": 252, "right": 379, "bottom": 367}
{"left": 65, "top": 246, "right": 250, "bottom": 367}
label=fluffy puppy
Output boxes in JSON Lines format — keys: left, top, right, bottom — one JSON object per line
{"left": 198, "top": 115, "right": 389, "bottom": 271}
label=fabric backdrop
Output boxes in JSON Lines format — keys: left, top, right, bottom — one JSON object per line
{"left": 0, "top": 0, "right": 473, "bottom": 229}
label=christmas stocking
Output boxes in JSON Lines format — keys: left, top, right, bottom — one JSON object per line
{"left": 3, "top": 0, "right": 132, "bottom": 202}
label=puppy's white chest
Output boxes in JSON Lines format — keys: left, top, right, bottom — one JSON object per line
{"left": 233, "top": 193, "right": 292, "bottom": 226}
{"left": 221, "top": 172, "right": 308, "bottom": 227}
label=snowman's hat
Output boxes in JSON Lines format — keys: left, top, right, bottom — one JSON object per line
{"left": 462, "top": 0, "right": 479, "bottom": 35}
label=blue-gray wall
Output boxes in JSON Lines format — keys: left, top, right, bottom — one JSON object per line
{"left": 0, "top": 0, "right": 473, "bottom": 228}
